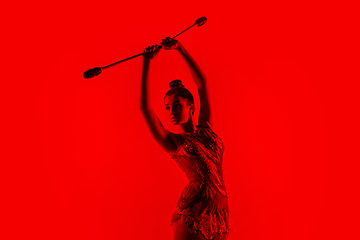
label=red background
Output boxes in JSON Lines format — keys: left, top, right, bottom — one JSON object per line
{"left": 2, "top": 1, "right": 359, "bottom": 239}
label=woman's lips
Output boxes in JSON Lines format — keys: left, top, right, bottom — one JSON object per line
{"left": 171, "top": 117, "right": 177, "bottom": 121}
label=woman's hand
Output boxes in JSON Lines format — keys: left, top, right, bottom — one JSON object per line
{"left": 143, "top": 44, "right": 161, "bottom": 60}
{"left": 161, "top": 37, "right": 181, "bottom": 50}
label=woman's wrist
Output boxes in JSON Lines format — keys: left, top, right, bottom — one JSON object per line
{"left": 177, "top": 42, "right": 185, "bottom": 53}
{"left": 143, "top": 56, "right": 151, "bottom": 64}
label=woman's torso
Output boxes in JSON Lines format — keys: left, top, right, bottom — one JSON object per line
{"left": 169, "top": 125, "right": 230, "bottom": 240}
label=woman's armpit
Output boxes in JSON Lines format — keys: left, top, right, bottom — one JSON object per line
{"left": 166, "top": 132, "right": 182, "bottom": 157}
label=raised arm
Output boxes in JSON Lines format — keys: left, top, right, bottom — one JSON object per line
{"left": 140, "top": 45, "right": 178, "bottom": 155}
{"left": 162, "top": 37, "right": 214, "bottom": 129}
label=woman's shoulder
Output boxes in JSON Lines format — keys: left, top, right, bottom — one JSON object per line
{"left": 198, "top": 123, "right": 223, "bottom": 143}
{"left": 197, "top": 122, "right": 214, "bottom": 132}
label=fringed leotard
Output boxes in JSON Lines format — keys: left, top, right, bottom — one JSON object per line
{"left": 170, "top": 125, "right": 231, "bottom": 240}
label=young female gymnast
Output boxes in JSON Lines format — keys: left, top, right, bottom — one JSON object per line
{"left": 140, "top": 37, "right": 230, "bottom": 240}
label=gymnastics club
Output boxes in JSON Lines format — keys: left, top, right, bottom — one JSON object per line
{"left": 83, "top": 17, "right": 207, "bottom": 79}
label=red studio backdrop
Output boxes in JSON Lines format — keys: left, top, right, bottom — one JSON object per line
{"left": 1, "top": 1, "right": 359, "bottom": 240}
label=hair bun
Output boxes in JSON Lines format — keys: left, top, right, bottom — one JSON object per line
{"left": 169, "top": 79, "right": 185, "bottom": 89}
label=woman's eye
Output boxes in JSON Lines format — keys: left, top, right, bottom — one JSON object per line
{"left": 166, "top": 107, "right": 170, "bottom": 111}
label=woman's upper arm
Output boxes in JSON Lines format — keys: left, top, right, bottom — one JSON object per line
{"left": 198, "top": 83, "right": 214, "bottom": 129}
{"left": 140, "top": 108, "right": 178, "bottom": 154}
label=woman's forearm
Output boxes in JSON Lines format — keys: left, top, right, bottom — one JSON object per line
{"left": 140, "top": 58, "right": 151, "bottom": 110}
{"left": 178, "top": 43, "right": 206, "bottom": 89}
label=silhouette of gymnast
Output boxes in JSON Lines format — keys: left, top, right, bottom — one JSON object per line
{"left": 140, "top": 37, "right": 231, "bottom": 240}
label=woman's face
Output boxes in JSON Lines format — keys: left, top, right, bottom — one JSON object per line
{"left": 164, "top": 94, "right": 193, "bottom": 125}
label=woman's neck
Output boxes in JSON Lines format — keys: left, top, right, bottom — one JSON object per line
{"left": 179, "top": 117, "right": 196, "bottom": 133}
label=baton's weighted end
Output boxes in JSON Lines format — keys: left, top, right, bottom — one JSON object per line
{"left": 83, "top": 67, "right": 102, "bottom": 78}
{"left": 195, "top": 17, "right": 207, "bottom": 27}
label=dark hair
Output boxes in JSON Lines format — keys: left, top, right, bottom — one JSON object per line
{"left": 164, "top": 80, "right": 195, "bottom": 115}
